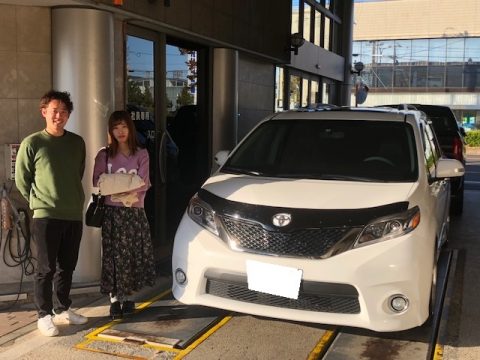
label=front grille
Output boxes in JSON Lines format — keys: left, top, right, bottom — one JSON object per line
{"left": 206, "top": 278, "right": 360, "bottom": 314}
{"left": 221, "top": 216, "right": 351, "bottom": 258}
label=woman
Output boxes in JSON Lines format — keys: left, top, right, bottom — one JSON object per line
{"left": 93, "top": 110, "right": 156, "bottom": 320}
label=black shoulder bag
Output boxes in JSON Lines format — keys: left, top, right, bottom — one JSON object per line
{"left": 85, "top": 149, "right": 108, "bottom": 227}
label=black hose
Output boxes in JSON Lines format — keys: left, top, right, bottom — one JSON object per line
{"left": 3, "top": 209, "right": 35, "bottom": 273}
{"left": 0, "top": 208, "right": 35, "bottom": 311}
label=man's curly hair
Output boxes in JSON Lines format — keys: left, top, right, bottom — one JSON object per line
{"left": 39, "top": 90, "right": 74, "bottom": 113}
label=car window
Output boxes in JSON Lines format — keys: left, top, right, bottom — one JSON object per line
{"left": 423, "top": 123, "right": 441, "bottom": 178}
{"left": 223, "top": 119, "right": 418, "bottom": 182}
{"left": 418, "top": 106, "right": 458, "bottom": 134}
{"left": 427, "top": 123, "right": 443, "bottom": 159}
{"left": 428, "top": 115, "right": 457, "bottom": 133}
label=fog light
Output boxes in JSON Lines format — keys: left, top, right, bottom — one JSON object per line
{"left": 389, "top": 294, "right": 409, "bottom": 312}
{"left": 175, "top": 268, "right": 187, "bottom": 284}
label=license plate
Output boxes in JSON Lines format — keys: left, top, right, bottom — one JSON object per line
{"left": 246, "top": 260, "right": 302, "bottom": 300}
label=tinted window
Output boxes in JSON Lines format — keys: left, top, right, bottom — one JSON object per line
{"left": 423, "top": 123, "right": 441, "bottom": 178}
{"left": 446, "top": 66, "right": 463, "bottom": 87}
{"left": 394, "top": 67, "right": 410, "bottom": 87}
{"left": 223, "top": 119, "right": 418, "bottom": 182}
{"left": 375, "top": 67, "right": 393, "bottom": 87}
{"left": 416, "top": 106, "right": 458, "bottom": 134}
{"left": 428, "top": 66, "right": 445, "bottom": 87}
{"left": 411, "top": 66, "right": 427, "bottom": 87}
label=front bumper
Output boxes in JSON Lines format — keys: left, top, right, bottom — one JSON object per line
{"left": 172, "top": 214, "right": 434, "bottom": 332}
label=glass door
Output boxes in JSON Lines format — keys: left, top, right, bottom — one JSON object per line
{"left": 165, "top": 42, "right": 209, "bottom": 242}
{"left": 126, "top": 34, "right": 156, "bottom": 228}
{"left": 125, "top": 29, "right": 165, "bottom": 258}
{"left": 125, "top": 27, "right": 210, "bottom": 265}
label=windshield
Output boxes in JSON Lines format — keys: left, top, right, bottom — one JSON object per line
{"left": 222, "top": 119, "right": 418, "bottom": 182}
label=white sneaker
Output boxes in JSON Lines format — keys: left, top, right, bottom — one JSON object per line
{"left": 53, "top": 309, "right": 88, "bottom": 325}
{"left": 37, "top": 315, "right": 59, "bottom": 336}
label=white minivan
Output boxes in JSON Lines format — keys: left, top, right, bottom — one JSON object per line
{"left": 171, "top": 107, "right": 464, "bottom": 332}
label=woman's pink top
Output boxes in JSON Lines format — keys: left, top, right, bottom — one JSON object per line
{"left": 93, "top": 147, "right": 151, "bottom": 208}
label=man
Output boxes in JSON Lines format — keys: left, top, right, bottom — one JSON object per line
{"left": 15, "top": 90, "right": 88, "bottom": 337}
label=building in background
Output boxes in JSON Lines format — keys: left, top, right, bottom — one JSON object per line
{"left": 275, "top": 0, "right": 353, "bottom": 113}
{"left": 352, "top": 0, "right": 480, "bottom": 127}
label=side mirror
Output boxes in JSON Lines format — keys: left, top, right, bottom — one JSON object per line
{"left": 459, "top": 126, "right": 466, "bottom": 137}
{"left": 214, "top": 150, "right": 230, "bottom": 167}
{"left": 435, "top": 158, "right": 465, "bottom": 179}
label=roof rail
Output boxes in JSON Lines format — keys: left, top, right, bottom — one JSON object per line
{"left": 377, "top": 104, "right": 419, "bottom": 111}
{"left": 296, "top": 104, "right": 339, "bottom": 112}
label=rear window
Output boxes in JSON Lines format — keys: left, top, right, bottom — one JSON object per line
{"left": 222, "top": 119, "right": 418, "bottom": 182}
{"left": 417, "top": 106, "right": 458, "bottom": 134}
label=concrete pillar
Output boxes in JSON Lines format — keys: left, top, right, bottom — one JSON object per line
{"left": 212, "top": 48, "right": 238, "bottom": 166}
{"left": 52, "top": 7, "right": 115, "bottom": 283}
{"left": 338, "top": 1, "right": 355, "bottom": 106}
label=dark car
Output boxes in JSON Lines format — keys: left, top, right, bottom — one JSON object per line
{"left": 380, "top": 104, "right": 465, "bottom": 215}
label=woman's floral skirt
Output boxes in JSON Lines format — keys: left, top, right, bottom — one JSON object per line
{"left": 101, "top": 206, "right": 156, "bottom": 298}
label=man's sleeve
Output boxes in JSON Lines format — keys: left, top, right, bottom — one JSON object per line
{"left": 15, "top": 142, "right": 34, "bottom": 202}
{"left": 80, "top": 138, "right": 86, "bottom": 179}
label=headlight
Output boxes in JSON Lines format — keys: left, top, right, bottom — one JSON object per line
{"left": 187, "top": 194, "right": 219, "bottom": 235}
{"left": 354, "top": 206, "right": 420, "bottom": 248}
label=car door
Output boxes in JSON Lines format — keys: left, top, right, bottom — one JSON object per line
{"left": 423, "top": 123, "right": 450, "bottom": 251}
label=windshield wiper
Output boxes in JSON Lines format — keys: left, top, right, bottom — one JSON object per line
{"left": 320, "top": 174, "right": 380, "bottom": 182}
{"left": 221, "top": 166, "right": 264, "bottom": 176}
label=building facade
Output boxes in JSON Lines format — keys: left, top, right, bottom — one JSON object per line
{"left": 275, "top": 0, "right": 353, "bottom": 114}
{"left": 352, "top": 0, "right": 480, "bottom": 127}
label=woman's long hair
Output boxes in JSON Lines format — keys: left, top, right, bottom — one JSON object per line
{"left": 107, "top": 110, "right": 138, "bottom": 157}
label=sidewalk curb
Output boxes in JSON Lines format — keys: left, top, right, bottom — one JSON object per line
{"left": 0, "top": 276, "right": 172, "bottom": 352}
{"left": 0, "top": 294, "right": 105, "bottom": 348}
{"left": 466, "top": 147, "right": 480, "bottom": 156}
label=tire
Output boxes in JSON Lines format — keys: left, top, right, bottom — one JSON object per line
{"left": 450, "top": 177, "right": 464, "bottom": 216}
{"left": 450, "top": 192, "right": 464, "bottom": 216}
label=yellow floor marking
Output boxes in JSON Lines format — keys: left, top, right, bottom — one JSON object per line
{"left": 433, "top": 344, "right": 444, "bottom": 360}
{"left": 76, "top": 288, "right": 180, "bottom": 354}
{"left": 135, "top": 289, "right": 172, "bottom": 310}
{"left": 173, "top": 315, "right": 233, "bottom": 360}
{"left": 74, "top": 339, "right": 146, "bottom": 359}
{"left": 75, "top": 289, "right": 231, "bottom": 356}
{"left": 307, "top": 329, "right": 337, "bottom": 360}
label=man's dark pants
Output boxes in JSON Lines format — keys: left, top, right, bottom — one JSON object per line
{"left": 32, "top": 218, "right": 83, "bottom": 318}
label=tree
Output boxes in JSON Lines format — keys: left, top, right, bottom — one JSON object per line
{"left": 179, "top": 48, "right": 197, "bottom": 93}
{"left": 176, "top": 86, "right": 194, "bottom": 107}
{"left": 127, "top": 78, "right": 154, "bottom": 112}
{"left": 143, "top": 86, "right": 154, "bottom": 110}
{"left": 127, "top": 79, "right": 143, "bottom": 104}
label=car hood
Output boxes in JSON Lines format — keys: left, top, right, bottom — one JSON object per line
{"left": 202, "top": 173, "right": 416, "bottom": 209}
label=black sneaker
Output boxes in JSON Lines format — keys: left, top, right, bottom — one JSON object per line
{"left": 110, "top": 301, "right": 123, "bottom": 320}
{"left": 122, "top": 301, "right": 136, "bottom": 315}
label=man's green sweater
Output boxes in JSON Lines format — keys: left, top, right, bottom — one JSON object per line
{"left": 15, "top": 130, "right": 86, "bottom": 220}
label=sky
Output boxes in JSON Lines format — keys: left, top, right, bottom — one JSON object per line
{"left": 127, "top": 36, "right": 188, "bottom": 77}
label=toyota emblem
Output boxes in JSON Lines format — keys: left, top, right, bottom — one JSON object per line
{"left": 272, "top": 213, "right": 292, "bottom": 227}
